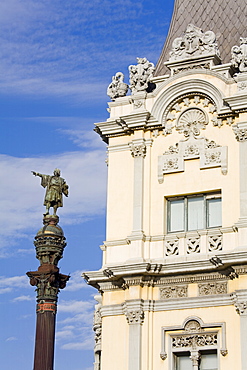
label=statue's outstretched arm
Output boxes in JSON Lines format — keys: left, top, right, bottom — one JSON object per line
{"left": 32, "top": 171, "right": 42, "bottom": 177}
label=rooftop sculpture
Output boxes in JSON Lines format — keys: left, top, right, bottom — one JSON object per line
{"left": 231, "top": 37, "right": 247, "bottom": 73}
{"left": 169, "top": 24, "right": 220, "bottom": 61}
{"left": 129, "top": 57, "right": 155, "bottom": 94}
{"left": 107, "top": 72, "right": 128, "bottom": 101}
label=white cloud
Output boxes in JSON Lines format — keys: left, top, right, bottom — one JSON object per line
{"left": 0, "top": 143, "right": 107, "bottom": 253}
{"left": 60, "top": 129, "right": 106, "bottom": 150}
{"left": 12, "top": 295, "right": 33, "bottom": 302}
{"left": 0, "top": 275, "right": 30, "bottom": 292}
{"left": 61, "top": 336, "right": 94, "bottom": 350}
{"left": 56, "top": 298, "right": 95, "bottom": 351}
{"left": 6, "top": 336, "right": 18, "bottom": 342}
{"left": 58, "top": 299, "right": 94, "bottom": 314}
{"left": 65, "top": 270, "right": 90, "bottom": 292}
{"left": 0, "top": 0, "right": 170, "bottom": 101}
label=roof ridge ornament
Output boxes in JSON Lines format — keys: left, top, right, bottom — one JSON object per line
{"left": 169, "top": 24, "right": 220, "bottom": 61}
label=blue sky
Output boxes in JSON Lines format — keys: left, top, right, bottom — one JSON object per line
{"left": 0, "top": 1, "right": 174, "bottom": 369}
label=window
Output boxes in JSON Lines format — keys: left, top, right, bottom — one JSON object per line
{"left": 174, "top": 351, "right": 217, "bottom": 370}
{"left": 167, "top": 193, "right": 221, "bottom": 232}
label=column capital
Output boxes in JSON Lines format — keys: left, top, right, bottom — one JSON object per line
{"left": 235, "top": 301, "right": 247, "bottom": 315}
{"left": 129, "top": 142, "right": 146, "bottom": 158}
{"left": 123, "top": 300, "right": 145, "bottom": 325}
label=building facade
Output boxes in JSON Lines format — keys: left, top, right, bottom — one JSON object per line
{"left": 84, "top": 1, "right": 247, "bottom": 369}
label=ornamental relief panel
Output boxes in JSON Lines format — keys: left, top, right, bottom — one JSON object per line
{"left": 160, "top": 285, "right": 188, "bottom": 299}
{"left": 198, "top": 282, "right": 227, "bottom": 296}
{"left": 158, "top": 136, "right": 228, "bottom": 183}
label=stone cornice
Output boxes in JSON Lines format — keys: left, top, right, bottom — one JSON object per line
{"left": 83, "top": 253, "right": 247, "bottom": 292}
{"left": 224, "top": 94, "right": 247, "bottom": 112}
{"left": 100, "top": 294, "right": 236, "bottom": 317}
{"left": 95, "top": 72, "right": 236, "bottom": 142}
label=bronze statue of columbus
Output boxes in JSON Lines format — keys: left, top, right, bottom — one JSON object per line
{"left": 32, "top": 168, "right": 69, "bottom": 216}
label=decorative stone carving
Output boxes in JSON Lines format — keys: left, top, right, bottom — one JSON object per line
{"left": 160, "top": 285, "right": 188, "bottom": 299}
{"left": 177, "top": 108, "right": 208, "bottom": 137}
{"left": 231, "top": 38, "right": 247, "bottom": 73}
{"left": 93, "top": 296, "right": 102, "bottom": 370}
{"left": 172, "top": 333, "right": 217, "bottom": 348}
{"left": 184, "top": 320, "right": 202, "bottom": 333}
{"left": 93, "top": 295, "right": 102, "bottom": 348}
{"left": 161, "top": 318, "right": 227, "bottom": 362}
{"left": 163, "top": 93, "right": 220, "bottom": 136}
{"left": 187, "top": 237, "right": 200, "bottom": 254}
{"left": 233, "top": 126, "right": 247, "bottom": 142}
{"left": 169, "top": 24, "right": 220, "bottom": 61}
{"left": 107, "top": 72, "right": 128, "bottom": 101}
{"left": 235, "top": 301, "right": 247, "bottom": 315}
{"left": 162, "top": 157, "right": 179, "bottom": 172}
{"left": 198, "top": 282, "right": 227, "bottom": 296}
{"left": 125, "top": 309, "right": 145, "bottom": 325}
{"left": 158, "top": 136, "right": 228, "bottom": 183}
{"left": 129, "top": 57, "right": 155, "bottom": 94}
{"left": 208, "top": 235, "right": 222, "bottom": 251}
{"left": 129, "top": 143, "right": 146, "bottom": 158}
{"left": 184, "top": 144, "right": 200, "bottom": 157}
{"left": 165, "top": 239, "right": 179, "bottom": 256}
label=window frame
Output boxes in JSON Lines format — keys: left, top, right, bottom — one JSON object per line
{"left": 167, "top": 192, "right": 222, "bottom": 233}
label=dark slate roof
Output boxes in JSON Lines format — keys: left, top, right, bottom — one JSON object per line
{"left": 155, "top": 0, "right": 247, "bottom": 76}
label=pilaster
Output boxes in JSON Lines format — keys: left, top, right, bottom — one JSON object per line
{"left": 124, "top": 300, "right": 145, "bottom": 370}
{"left": 234, "top": 123, "right": 247, "bottom": 238}
{"left": 233, "top": 290, "right": 247, "bottom": 370}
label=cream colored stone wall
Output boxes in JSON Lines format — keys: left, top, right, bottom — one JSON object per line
{"left": 104, "top": 71, "right": 242, "bottom": 266}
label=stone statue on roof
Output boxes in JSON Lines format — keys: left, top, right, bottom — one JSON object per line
{"left": 169, "top": 24, "right": 220, "bottom": 61}
{"left": 231, "top": 37, "right": 247, "bottom": 73}
{"left": 129, "top": 57, "right": 155, "bottom": 94}
{"left": 32, "top": 168, "right": 69, "bottom": 216}
{"left": 107, "top": 72, "right": 128, "bottom": 101}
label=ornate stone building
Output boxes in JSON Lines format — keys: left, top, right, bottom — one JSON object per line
{"left": 84, "top": 0, "right": 247, "bottom": 369}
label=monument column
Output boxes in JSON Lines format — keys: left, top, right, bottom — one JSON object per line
{"left": 27, "top": 169, "right": 70, "bottom": 370}
{"left": 27, "top": 216, "right": 70, "bottom": 370}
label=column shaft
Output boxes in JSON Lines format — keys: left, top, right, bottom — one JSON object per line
{"left": 33, "top": 310, "right": 56, "bottom": 370}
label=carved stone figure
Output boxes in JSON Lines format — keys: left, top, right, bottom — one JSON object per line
{"left": 107, "top": 72, "right": 128, "bottom": 100}
{"left": 169, "top": 24, "right": 220, "bottom": 61}
{"left": 231, "top": 37, "right": 247, "bottom": 73}
{"left": 129, "top": 57, "right": 155, "bottom": 94}
{"left": 32, "top": 169, "right": 69, "bottom": 216}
